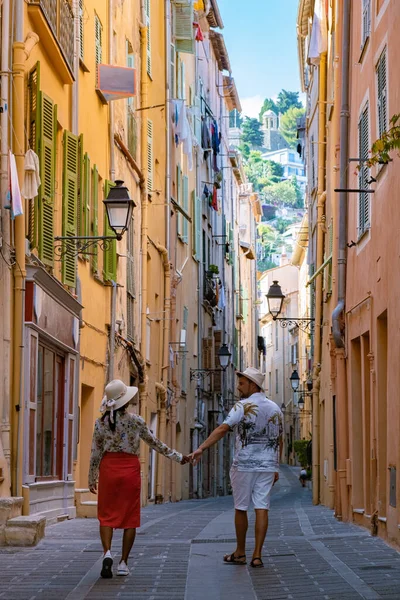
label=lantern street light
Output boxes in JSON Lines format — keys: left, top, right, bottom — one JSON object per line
{"left": 190, "top": 343, "right": 232, "bottom": 382}
{"left": 54, "top": 180, "right": 135, "bottom": 258}
{"left": 265, "top": 280, "right": 315, "bottom": 332}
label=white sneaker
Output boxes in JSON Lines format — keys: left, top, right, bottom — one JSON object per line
{"left": 117, "top": 560, "right": 129, "bottom": 576}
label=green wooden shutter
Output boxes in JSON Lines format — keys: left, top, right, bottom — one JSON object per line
{"left": 28, "top": 62, "right": 40, "bottom": 248}
{"left": 192, "top": 191, "right": 201, "bottom": 259}
{"left": 82, "top": 152, "right": 91, "bottom": 259}
{"left": 38, "top": 92, "right": 57, "bottom": 267}
{"left": 173, "top": 1, "right": 195, "bottom": 54}
{"left": 358, "top": 104, "right": 370, "bottom": 236}
{"left": 182, "top": 175, "right": 189, "bottom": 243}
{"left": 91, "top": 165, "right": 99, "bottom": 274}
{"left": 103, "top": 180, "right": 117, "bottom": 282}
{"left": 61, "top": 131, "right": 79, "bottom": 287}
{"left": 77, "top": 134, "right": 84, "bottom": 237}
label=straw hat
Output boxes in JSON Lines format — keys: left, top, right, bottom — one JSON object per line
{"left": 100, "top": 379, "right": 138, "bottom": 422}
{"left": 236, "top": 367, "right": 265, "bottom": 391}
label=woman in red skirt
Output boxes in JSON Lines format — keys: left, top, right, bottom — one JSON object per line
{"left": 89, "top": 379, "right": 188, "bottom": 578}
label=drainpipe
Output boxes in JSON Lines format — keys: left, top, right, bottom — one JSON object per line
{"left": 108, "top": 281, "right": 117, "bottom": 381}
{"left": 0, "top": 0, "right": 12, "bottom": 494}
{"left": 312, "top": 50, "right": 327, "bottom": 506}
{"left": 139, "top": 6, "right": 149, "bottom": 503}
{"left": 108, "top": 0, "right": 115, "bottom": 181}
{"left": 169, "top": 274, "right": 181, "bottom": 502}
{"left": 11, "top": 0, "right": 27, "bottom": 496}
{"left": 332, "top": 0, "right": 351, "bottom": 521}
{"left": 165, "top": 0, "right": 171, "bottom": 255}
{"left": 155, "top": 244, "right": 171, "bottom": 503}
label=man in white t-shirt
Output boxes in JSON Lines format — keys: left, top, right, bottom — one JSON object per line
{"left": 189, "top": 367, "right": 283, "bottom": 569}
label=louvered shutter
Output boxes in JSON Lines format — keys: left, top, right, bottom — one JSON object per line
{"left": 28, "top": 63, "right": 40, "bottom": 248}
{"left": 170, "top": 43, "right": 176, "bottom": 97}
{"left": 145, "top": 0, "right": 152, "bottom": 77}
{"left": 182, "top": 175, "right": 189, "bottom": 243}
{"left": 147, "top": 119, "right": 153, "bottom": 193}
{"left": 192, "top": 191, "right": 201, "bottom": 260}
{"left": 83, "top": 153, "right": 91, "bottom": 257}
{"left": 91, "top": 165, "right": 99, "bottom": 274}
{"left": 95, "top": 14, "right": 102, "bottom": 85}
{"left": 79, "top": 0, "right": 84, "bottom": 61}
{"left": 173, "top": 1, "right": 195, "bottom": 54}
{"left": 66, "top": 355, "right": 76, "bottom": 480}
{"left": 61, "top": 131, "right": 79, "bottom": 287}
{"left": 38, "top": 92, "right": 57, "bottom": 267}
{"left": 377, "top": 48, "right": 387, "bottom": 137}
{"left": 362, "top": 0, "right": 371, "bottom": 47}
{"left": 77, "top": 134, "right": 84, "bottom": 237}
{"left": 103, "top": 180, "right": 117, "bottom": 282}
{"left": 176, "top": 164, "right": 182, "bottom": 237}
{"left": 126, "top": 213, "right": 135, "bottom": 340}
{"left": 358, "top": 105, "right": 370, "bottom": 236}
{"left": 181, "top": 306, "right": 188, "bottom": 393}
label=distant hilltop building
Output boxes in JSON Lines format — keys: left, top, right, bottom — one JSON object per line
{"left": 261, "top": 110, "right": 289, "bottom": 152}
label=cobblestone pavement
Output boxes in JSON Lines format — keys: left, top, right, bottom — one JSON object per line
{"left": 1, "top": 465, "right": 400, "bottom": 599}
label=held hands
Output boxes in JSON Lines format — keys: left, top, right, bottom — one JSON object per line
{"left": 180, "top": 448, "right": 204, "bottom": 466}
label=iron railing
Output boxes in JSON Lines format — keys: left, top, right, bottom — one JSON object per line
{"left": 30, "top": 0, "right": 75, "bottom": 74}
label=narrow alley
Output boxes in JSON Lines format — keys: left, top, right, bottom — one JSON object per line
{"left": 1, "top": 466, "right": 400, "bottom": 600}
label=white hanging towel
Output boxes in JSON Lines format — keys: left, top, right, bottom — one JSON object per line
{"left": 9, "top": 151, "right": 23, "bottom": 218}
{"left": 308, "top": 0, "right": 328, "bottom": 65}
{"left": 21, "top": 149, "right": 41, "bottom": 200}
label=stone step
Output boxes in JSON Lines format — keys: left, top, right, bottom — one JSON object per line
{"left": 4, "top": 514, "right": 46, "bottom": 546}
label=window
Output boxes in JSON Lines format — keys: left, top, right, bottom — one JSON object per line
{"left": 310, "top": 135, "right": 315, "bottom": 189}
{"left": 192, "top": 191, "right": 201, "bottom": 260}
{"left": 268, "top": 372, "right": 272, "bottom": 393}
{"left": 358, "top": 104, "right": 370, "bottom": 237}
{"left": 288, "top": 167, "right": 296, "bottom": 175}
{"left": 126, "top": 42, "right": 137, "bottom": 160}
{"left": 376, "top": 48, "right": 387, "bottom": 138}
{"left": 275, "top": 369, "right": 279, "bottom": 394}
{"left": 275, "top": 321, "right": 279, "bottom": 350}
{"left": 289, "top": 153, "right": 295, "bottom": 161}
{"left": 361, "top": 0, "right": 371, "bottom": 48}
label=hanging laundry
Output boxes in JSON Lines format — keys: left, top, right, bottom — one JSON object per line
{"left": 9, "top": 151, "right": 23, "bottom": 218}
{"left": 201, "top": 118, "right": 211, "bottom": 161}
{"left": 218, "top": 284, "right": 226, "bottom": 309}
{"left": 202, "top": 184, "right": 210, "bottom": 202}
{"left": 211, "top": 185, "right": 218, "bottom": 211}
{"left": 173, "top": 99, "right": 194, "bottom": 170}
{"left": 169, "top": 345, "right": 175, "bottom": 370}
{"left": 21, "top": 149, "right": 41, "bottom": 200}
{"left": 194, "top": 23, "right": 204, "bottom": 42}
{"left": 211, "top": 119, "right": 221, "bottom": 172}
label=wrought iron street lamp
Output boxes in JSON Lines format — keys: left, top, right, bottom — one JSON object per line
{"left": 265, "top": 280, "right": 315, "bottom": 332}
{"left": 54, "top": 180, "right": 135, "bottom": 258}
{"left": 289, "top": 369, "right": 313, "bottom": 407}
{"left": 190, "top": 343, "right": 231, "bottom": 382}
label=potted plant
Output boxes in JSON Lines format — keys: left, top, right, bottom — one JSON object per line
{"left": 207, "top": 264, "right": 219, "bottom": 277}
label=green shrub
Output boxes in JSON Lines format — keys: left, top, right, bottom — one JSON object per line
{"left": 293, "top": 439, "right": 310, "bottom": 467}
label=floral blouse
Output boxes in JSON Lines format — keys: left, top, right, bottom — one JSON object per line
{"left": 89, "top": 411, "right": 182, "bottom": 488}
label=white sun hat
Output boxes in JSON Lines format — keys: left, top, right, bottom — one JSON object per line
{"left": 236, "top": 367, "right": 265, "bottom": 391}
{"left": 100, "top": 379, "right": 138, "bottom": 422}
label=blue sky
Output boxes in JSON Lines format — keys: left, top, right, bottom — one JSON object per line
{"left": 217, "top": 0, "right": 302, "bottom": 118}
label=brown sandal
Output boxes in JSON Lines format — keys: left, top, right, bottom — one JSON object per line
{"left": 250, "top": 557, "right": 264, "bottom": 568}
{"left": 223, "top": 552, "right": 247, "bottom": 565}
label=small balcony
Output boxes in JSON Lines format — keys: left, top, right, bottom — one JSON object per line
{"left": 28, "top": 0, "right": 75, "bottom": 84}
{"left": 204, "top": 273, "right": 218, "bottom": 308}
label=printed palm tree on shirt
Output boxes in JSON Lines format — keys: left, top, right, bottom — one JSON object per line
{"left": 232, "top": 401, "right": 259, "bottom": 418}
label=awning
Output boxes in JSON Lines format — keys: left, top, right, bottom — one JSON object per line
{"left": 209, "top": 31, "right": 231, "bottom": 72}
{"left": 96, "top": 64, "right": 136, "bottom": 103}
{"left": 206, "top": 0, "right": 224, "bottom": 29}
{"left": 223, "top": 76, "right": 242, "bottom": 112}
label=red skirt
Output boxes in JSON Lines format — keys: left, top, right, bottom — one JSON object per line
{"left": 98, "top": 452, "right": 141, "bottom": 529}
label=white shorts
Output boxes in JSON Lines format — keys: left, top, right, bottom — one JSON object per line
{"left": 230, "top": 468, "right": 275, "bottom": 510}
